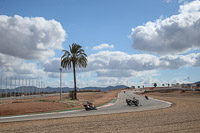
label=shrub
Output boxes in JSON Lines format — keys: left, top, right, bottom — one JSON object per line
{"left": 69, "top": 91, "right": 75, "bottom": 99}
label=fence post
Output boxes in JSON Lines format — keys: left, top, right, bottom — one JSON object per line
{"left": 6, "top": 76, "right": 7, "bottom": 97}
{"left": 18, "top": 79, "right": 20, "bottom": 96}
{"left": 15, "top": 77, "right": 16, "bottom": 97}
{"left": 36, "top": 80, "right": 37, "bottom": 95}
{"left": 41, "top": 81, "right": 42, "bottom": 94}
{"left": 44, "top": 82, "right": 46, "bottom": 93}
{"left": 32, "top": 80, "right": 34, "bottom": 95}
{"left": 26, "top": 79, "right": 27, "bottom": 96}
{"left": 43, "top": 82, "right": 45, "bottom": 94}
{"left": 29, "top": 79, "right": 30, "bottom": 96}
{"left": 10, "top": 77, "right": 12, "bottom": 97}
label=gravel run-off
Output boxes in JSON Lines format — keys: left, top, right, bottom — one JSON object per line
{"left": 0, "top": 90, "right": 200, "bottom": 133}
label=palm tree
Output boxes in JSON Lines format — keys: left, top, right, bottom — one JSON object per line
{"left": 61, "top": 43, "right": 87, "bottom": 99}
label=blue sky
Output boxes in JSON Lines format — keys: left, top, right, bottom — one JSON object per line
{"left": 0, "top": 0, "right": 199, "bottom": 88}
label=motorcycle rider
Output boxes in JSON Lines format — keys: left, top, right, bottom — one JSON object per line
{"left": 145, "top": 95, "right": 149, "bottom": 100}
{"left": 84, "top": 101, "right": 97, "bottom": 110}
{"left": 87, "top": 101, "right": 94, "bottom": 108}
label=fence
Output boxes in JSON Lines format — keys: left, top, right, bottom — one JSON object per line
{"left": 0, "top": 75, "right": 46, "bottom": 98}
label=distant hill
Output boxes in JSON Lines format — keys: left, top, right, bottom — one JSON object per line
{"left": 78, "top": 85, "right": 127, "bottom": 92}
{"left": 194, "top": 81, "right": 200, "bottom": 85}
{"left": 1, "top": 85, "right": 127, "bottom": 94}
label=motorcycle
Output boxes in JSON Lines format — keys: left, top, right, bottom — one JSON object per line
{"left": 126, "top": 97, "right": 140, "bottom": 106}
{"left": 145, "top": 95, "right": 149, "bottom": 100}
{"left": 83, "top": 101, "right": 97, "bottom": 111}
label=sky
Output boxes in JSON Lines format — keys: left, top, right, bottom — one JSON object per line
{"left": 0, "top": 0, "right": 200, "bottom": 88}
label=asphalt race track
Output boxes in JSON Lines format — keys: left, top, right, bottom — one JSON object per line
{"left": 0, "top": 90, "right": 171, "bottom": 123}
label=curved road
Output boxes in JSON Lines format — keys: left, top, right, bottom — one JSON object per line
{"left": 0, "top": 90, "right": 171, "bottom": 123}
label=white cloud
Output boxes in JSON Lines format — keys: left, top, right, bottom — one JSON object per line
{"left": 77, "top": 77, "right": 131, "bottom": 87}
{"left": 163, "top": 0, "right": 185, "bottom": 3}
{"left": 139, "top": 76, "right": 162, "bottom": 86}
{"left": 92, "top": 43, "right": 114, "bottom": 50}
{"left": 48, "top": 73, "right": 60, "bottom": 78}
{"left": 43, "top": 51, "right": 200, "bottom": 78}
{"left": 170, "top": 77, "right": 192, "bottom": 84}
{"left": 170, "top": 78, "right": 183, "bottom": 84}
{"left": 179, "top": 0, "right": 200, "bottom": 13}
{"left": 164, "top": 0, "right": 185, "bottom": 3}
{"left": 87, "top": 51, "right": 198, "bottom": 73}
{"left": 0, "top": 15, "right": 66, "bottom": 60}
{"left": 164, "top": 0, "right": 172, "bottom": 3}
{"left": 0, "top": 53, "right": 46, "bottom": 79}
{"left": 194, "top": 53, "right": 200, "bottom": 67}
{"left": 96, "top": 69, "right": 134, "bottom": 77}
{"left": 43, "top": 58, "right": 61, "bottom": 73}
{"left": 159, "top": 54, "right": 197, "bottom": 69}
{"left": 178, "top": 0, "right": 185, "bottom": 3}
{"left": 131, "top": 0, "right": 200, "bottom": 55}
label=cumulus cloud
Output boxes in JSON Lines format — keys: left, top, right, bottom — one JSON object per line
{"left": 88, "top": 51, "right": 197, "bottom": 72}
{"left": 169, "top": 77, "right": 192, "bottom": 84}
{"left": 48, "top": 73, "right": 60, "bottom": 78}
{"left": 139, "top": 76, "right": 162, "bottom": 86}
{"left": 92, "top": 43, "right": 114, "bottom": 50}
{"left": 163, "top": 0, "right": 172, "bottom": 3}
{"left": 179, "top": 0, "right": 200, "bottom": 13}
{"left": 164, "top": 0, "right": 185, "bottom": 3}
{"left": 43, "top": 58, "right": 61, "bottom": 73}
{"left": 77, "top": 77, "right": 132, "bottom": 87}
{"left": 0, "top": 15, "right": 66, "bottom": 60}
{"left": 131, "top": 0, "right": 200, "bottom": 55}
{"left": 170, "top": 78, "right": 183, "bottom": 84}
{"left": 194, "top": 54, "right": 200, "bottom": 67}
{"left": 0, "top": 53, "right": 46, "bottom": 79}
{"left": 178, "top": 0, "right": 185, "bottom": 3}
{"left": 96, "top": 69, "right": 134, "bottom": 77}
{"left": 43, "top": 51, "right": 200, "bottom": 78}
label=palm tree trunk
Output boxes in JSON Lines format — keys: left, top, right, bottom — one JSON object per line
{"left": 73, "top": 63, "right": 77, "bottom": 99}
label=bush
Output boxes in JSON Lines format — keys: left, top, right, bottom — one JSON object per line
{"left": 69, "top": 91, "right": 75, "bottom": 99}
{"left": 181, "top": 90, "right": 185, "bottom": 93}
{"left": 153, "top": 83, "right": 157, "bottom": 88}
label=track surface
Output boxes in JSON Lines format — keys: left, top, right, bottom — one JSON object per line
{"left": 0, "top": 90, "right": 171, "bottom": 123}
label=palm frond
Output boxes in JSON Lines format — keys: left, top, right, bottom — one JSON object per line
{"left": 61, "top": 50, "right": 71, "bottom": 59}
{"left": 61, "top": 57, "right": 72, "bottom": 69}
{"left": 61, "top": 43, "right": 88, "bottom": 69}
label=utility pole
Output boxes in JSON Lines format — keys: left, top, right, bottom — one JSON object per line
{"left": 60, "top": 68, "right": 62, "bottom": 100}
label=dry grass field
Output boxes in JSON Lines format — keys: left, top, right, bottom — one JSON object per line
{"left": 0, "top": 89, "right": 121, "bottom": 116}
{"left": 0, "top": 89, "right": 200, "bottom": 133}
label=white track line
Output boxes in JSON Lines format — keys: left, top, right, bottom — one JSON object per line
{"left": 0, "top": 99, "right": 117, "bottom": 120}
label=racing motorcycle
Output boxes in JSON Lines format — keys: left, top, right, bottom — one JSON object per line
{"left": 83, "top": 101, "right": 97, "bottom": 111}
{"left": 145, "top": 95, "right": 149, "bottom": 100}
{"left": 126, "top": 97, "right": 140, "bottom": 106}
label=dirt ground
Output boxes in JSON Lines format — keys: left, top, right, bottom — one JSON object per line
{"left": 0, "top": 89, "right": 121, "bottom": 116}
{"left": 0, "top": 90, "right": 200, "bottom": 133}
